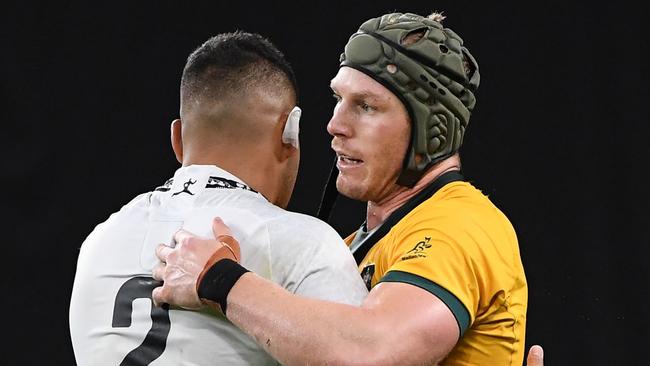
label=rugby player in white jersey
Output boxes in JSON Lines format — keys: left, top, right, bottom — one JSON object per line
{"left": 69, "top": 32, "right": 368, "bottom": 365}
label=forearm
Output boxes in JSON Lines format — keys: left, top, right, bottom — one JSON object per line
{"left": 224, "top": 273, "right": 394, "bottom": 366}
{"left": 154, "top": 224, "right": 454, "bottom": 364}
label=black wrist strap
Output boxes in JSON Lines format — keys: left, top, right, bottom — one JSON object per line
{"left": 197, "top": 259, "right": 250, "bottom": 315}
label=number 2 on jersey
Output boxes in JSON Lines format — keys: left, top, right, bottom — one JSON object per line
{"left": 112, "top": 277, "right": 171, "bottom": 365}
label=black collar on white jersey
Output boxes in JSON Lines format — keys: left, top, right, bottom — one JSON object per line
{"left": 154, "top": 176, "right": 257, "bottom": 193}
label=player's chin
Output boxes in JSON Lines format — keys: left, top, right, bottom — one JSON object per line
{"left": 336, "top": 174, "right": 371, "bottom": 201}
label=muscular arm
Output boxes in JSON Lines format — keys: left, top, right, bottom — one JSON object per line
{"left": 152, "top": 219, "right": 458, "bottom": 364}
{"left": 153, "top": 219, "right": 545, "bottom": 365}
{"left": 225, "top": 273, "right": 459, "bottom": 365}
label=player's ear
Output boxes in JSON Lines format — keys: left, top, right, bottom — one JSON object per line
{"left": 170, "top": 119, "right": 183, "bottom": 164}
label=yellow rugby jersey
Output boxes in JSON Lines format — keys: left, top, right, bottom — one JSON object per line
{"left": 345, "top": 180, "right": 527, "bottom": 366}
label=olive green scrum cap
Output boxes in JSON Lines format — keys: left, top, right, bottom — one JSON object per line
{"left": 339, "top": 12, "right": 480, "bottom": 187}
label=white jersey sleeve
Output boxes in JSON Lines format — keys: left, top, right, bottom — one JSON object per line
{"left": 266, "top": 213, "right": 369, "bottom": 305}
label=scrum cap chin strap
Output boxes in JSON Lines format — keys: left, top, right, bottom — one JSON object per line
{"left": 316, "top": 156, "right": 339, "bottom": 221}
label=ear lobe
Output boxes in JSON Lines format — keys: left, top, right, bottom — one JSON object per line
{"left": 170, "top": 119, "right": 183, "bottom": 164}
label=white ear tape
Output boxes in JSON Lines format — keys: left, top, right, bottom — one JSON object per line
{"left": 282, "top": 106, "right": 301, "bottom": 148}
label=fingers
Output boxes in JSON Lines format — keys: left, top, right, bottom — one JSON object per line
{"left": 174, "top": 228, "right": 198, "bottom": 247}
{"left": 212, "top": 217, "right": 241, "bottom": 261}
{"left": 212, "top": 217, "right": 233, "bottom": 238}
{"left": 526, "top": 345, "right": 544, "bottom": 366}
{"left": 152, "top": 262, "right": 167, "bottom": 307}
{"left": 155, "top": 244, "right": 173, "bottom": 262}
{"left": 152, "top": 228, "right": 208, "bottom": 311}
{"left": 152, "top": 263, "right": 165, "bottom": 281}
{"left": 152, "top": 286, "right": 166, "bottom": 308}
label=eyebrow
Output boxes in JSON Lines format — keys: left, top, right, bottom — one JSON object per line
{"left": 330, "top": 85, "right": 385, "bottom": 101}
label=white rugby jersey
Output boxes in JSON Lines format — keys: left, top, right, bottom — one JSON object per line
{"left": 69, "top": 165, "right": 368, "bottom": 365}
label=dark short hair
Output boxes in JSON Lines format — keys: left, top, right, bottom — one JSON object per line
{"left": 181, "top": 31, "right": 299, "bottom": 107}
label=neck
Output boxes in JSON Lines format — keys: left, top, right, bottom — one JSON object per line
{"left": 366, "top": 154, "right": 461, "bottom": 230}
{"left": 182, "top": 147, "right": 282, "bottom": 205}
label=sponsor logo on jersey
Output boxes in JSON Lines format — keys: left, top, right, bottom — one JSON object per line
{"left": 172, "top": 178, "right": 196, "bottom": 196}
{"left": 401, "top": 236, "right": 432, "bottom": 260}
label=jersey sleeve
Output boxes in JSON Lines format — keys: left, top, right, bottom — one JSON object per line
{"left": 378, "top": 219, "right": 480, "bottom": 336}
{"left": 268, "top": 214, "right": 369, "bottom": 306}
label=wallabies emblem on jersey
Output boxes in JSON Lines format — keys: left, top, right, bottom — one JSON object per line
{"left": 401, "top": 237, "right": 432, "bottom": 260}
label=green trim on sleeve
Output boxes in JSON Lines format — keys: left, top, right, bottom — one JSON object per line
{"left": 379, "top": 270, "right": 471, "bottom": 337}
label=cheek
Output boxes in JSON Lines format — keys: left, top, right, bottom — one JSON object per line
{"left": 366, "top": 128, "right": 409, "bottom": 179}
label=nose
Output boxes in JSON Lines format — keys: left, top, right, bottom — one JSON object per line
{"left": 326, "top": 103, "right": 352, "bottom": 138}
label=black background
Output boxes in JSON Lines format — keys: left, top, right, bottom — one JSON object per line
{"left": 2, "top": 1, "right": 648, "bottom": 365}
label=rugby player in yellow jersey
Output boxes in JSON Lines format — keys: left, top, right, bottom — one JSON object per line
{"left": 152, "top": 11, "right": 544, "bottom": 365}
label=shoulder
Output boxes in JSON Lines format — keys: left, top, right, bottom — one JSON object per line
{"left": 266, "top": 208, "right": 344, "bottom": 245}
{"left": 259, "top": 207, "right": 354, "bottom": 264}
{"left": 262, "top": 209, "right": 366, "bottom": 301}
{"left": 85, "top": 192, "right": 152, "bottom": 235}
{"left": 388, "top": 181, "right": 521, "bottom": 277}
{"left": 386, "top": 181, "right": 520, "bottom": 263}
{"left": 400, "top": 181, "right": 513, "bottom": 231}
{"left": 187, "top": 194, "right": 344, "bottom": 248}
{"left": 192, "top": 192, "right": 333, "bottom": 232}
